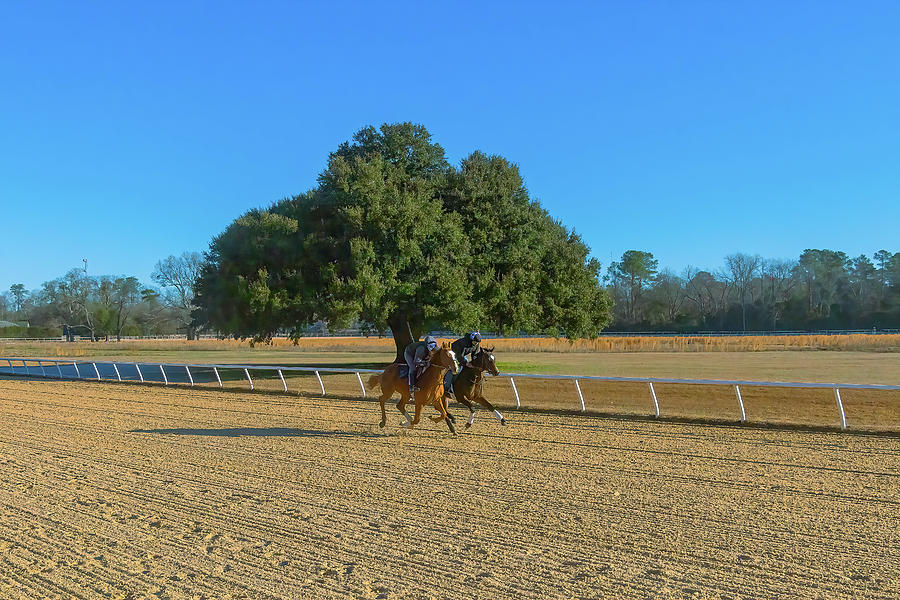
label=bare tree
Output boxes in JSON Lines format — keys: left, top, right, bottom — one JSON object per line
{"left": 152, "top": 252, "right": 202, "bottom": 339}
{"left": 760, "top": 258, "right": 796, "bottom": 330}
{"left": 684, "top": 268, "right": 731, "bottom": 329}
{"left": 724, "top": 253, "right": 761, "bottom": 331}
{"left": 40, "top": 269, "right": 97, "bottom": 341}
{"left": 652, "top": 269, "right": 686, "bottom": 323}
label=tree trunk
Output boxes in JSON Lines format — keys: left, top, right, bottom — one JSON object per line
{"left": 387, "top": 312, "right": 416, "bottom": 363}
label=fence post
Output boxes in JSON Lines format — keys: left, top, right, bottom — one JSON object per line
{"left": 734, "top": 385, "right": 746, "bottom": 422}
{"left": 135, "top": 363, "right": 144, "bottom": 383}
{"left": 160, "top": 365, "right": 168, "bottom": 385}
{"left": 73, "top": 362, "right": 81, "bottom": 378}
{"left": 113, "top": 363, "right": 122, "bottom": 381}
{"left": 356, "top": 372, "right": 366, "bottom": 397}
{"left": 648, "top": 382, "right": 660, "bottom": 418}
{"left": 92, "top": 363, "right": 101, "bottom": 380}
{"left": 213, "top": 367, "right": 222, "bottom": 387}
{"left": 834, "top": 387, "right": 847, "bottom": 430}
{"left": 315, "top": 371, "right": 325, "bottom": 396}
{"left": 23, "top": 360, "right": 29, "bottom": 376}
{"left": 575, "top": 379, "right": 586, "bottom": 412}
{"left": 56, "top": 362, "right": 63, "bottom": 378}
{"left": 185, "top": 365, "right": 194, "bottom": 387}
{"left": 244, "top": 368, "right": 253, "bottom": 391}
{"left": 510, "top": 377, "right": 521, "bottom": 408}
{"left": 278, "top": 369, "right": 287, "bottom": 392}
{"left": 38, "top": 360, "right": 47, "bottom": 377}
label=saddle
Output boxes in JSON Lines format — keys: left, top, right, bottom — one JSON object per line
{"left": 398, "top": 362, "right": 429, "bottom": 381}
{"left": 443, "top": 366, "right": 483, "bottom": 396}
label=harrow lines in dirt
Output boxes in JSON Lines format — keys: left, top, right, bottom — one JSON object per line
{"left": 1, "top": 379, "right": 898, "bottom": 599}
{"left": 0, "top": 498, "right": 300, "bottom": 600}
{"left": 0, "top": 435, "right": 824, "bottom": 600}
{"left": 2, "top": 416, "right": 892, "bottom": 596}
{"left": 0, "top": 503, "right": 226, "bottom": 600}
{"left": 4, "top": 395, "right": 897, "bottom": 539}
{"left": 0, "top": 426, "right": 564, "bottom": 577}
{"left": 9, "top": 404, "right": 894, "bottom": 533}
{"left": 0, "top": 438, "right": 534, "bottom": 600}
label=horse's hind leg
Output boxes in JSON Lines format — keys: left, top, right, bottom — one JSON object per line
{"left": 397, "top": 394, "right": 413, "bottom": 427}
{"left": 379, "top": 386, "right": 390, "bottom": 429}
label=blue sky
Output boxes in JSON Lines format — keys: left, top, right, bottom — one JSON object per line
{"left": 2, "top": 1, "right": 899, "bottom": 292}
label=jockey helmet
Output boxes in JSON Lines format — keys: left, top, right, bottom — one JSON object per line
{"left": 469, "top": 331, "right": 481, "bottom": 343}
{"left": 424, "top": 335, "right": 437, "bottom": 351}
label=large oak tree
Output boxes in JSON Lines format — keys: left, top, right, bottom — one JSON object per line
{"left": 193, "top": 123, "right": 612, "bottom": 360}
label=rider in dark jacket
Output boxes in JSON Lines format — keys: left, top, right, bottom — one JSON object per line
{"left": 451, "top": 331, "right": 481, "bottom": 371}
{"left": 403, "top": 335, "right": 437, "bottom": 392}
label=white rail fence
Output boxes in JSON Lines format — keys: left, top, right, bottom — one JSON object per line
{"left": 2, "top": 357, "right": 899, "bottom": 431}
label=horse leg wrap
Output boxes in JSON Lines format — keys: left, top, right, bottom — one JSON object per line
{"left": 493, "top": 409, "right": 504, "bottom": 422}
{"left": 467, "top": 412, "right": 476, "bottom": 426}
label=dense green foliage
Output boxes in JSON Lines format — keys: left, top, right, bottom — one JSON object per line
{"left": 194, "top": 123, "right": 613, "bottom": 356}
{"left": 606, "top": 248, "right": 900, "bottom": 331}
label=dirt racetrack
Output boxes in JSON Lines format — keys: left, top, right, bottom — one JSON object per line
{"left": 0, "top": 378, "right": 898, "bottom": 599}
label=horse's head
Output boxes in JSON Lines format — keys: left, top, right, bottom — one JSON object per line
{"left": 433, "top": 342, "right": 459, "bottom": 374}
{"left": 471, "top": 346, "right": 500, "bottom": 376}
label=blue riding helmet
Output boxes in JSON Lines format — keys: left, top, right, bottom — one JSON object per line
{"left": 469, "top": 331, "right": 481, "bottom": 343}
{"left": 424, "top": 335, "right": 438, "bottom": 351}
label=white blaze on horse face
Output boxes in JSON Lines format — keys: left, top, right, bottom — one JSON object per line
{"left": 449, "top": 350, "right": 459, "bottom": 372}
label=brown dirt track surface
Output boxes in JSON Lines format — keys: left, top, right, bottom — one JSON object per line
{"left": 0, "top": 379, "right": 898, "bottom": 600}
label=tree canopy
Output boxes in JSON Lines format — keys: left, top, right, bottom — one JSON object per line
{"left": 193, "top": 122, "right": 613, "bottom": 358}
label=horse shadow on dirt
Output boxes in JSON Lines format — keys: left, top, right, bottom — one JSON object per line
{"left": 129, "top": 427, "right": 380, "bottom": 438}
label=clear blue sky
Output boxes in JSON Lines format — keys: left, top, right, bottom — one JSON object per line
{"left": 2, "top": 1, "right": 899, "bottom": 292}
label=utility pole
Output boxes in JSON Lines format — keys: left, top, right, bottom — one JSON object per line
{"left": 82, "top": 258, "right": 88, "bottom": 274}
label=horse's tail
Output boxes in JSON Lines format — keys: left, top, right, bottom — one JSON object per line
{"left": 367, "top": 373, "right": 381, "bottom": 391}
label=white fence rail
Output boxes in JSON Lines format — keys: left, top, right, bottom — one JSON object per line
{"left": 2, "top": 357, "right": 899, "bottom": 431}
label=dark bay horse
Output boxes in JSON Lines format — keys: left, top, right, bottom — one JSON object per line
{"left": 367, "top": 343, "right": 459, "bottom": 434}
{"left": 442, "top": 346, "right": 505, "bottom": 427}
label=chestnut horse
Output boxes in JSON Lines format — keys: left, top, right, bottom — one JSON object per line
{"left": 442, "top": 346, "right": 505, "bottom": 427}
{"left": 367, "top": 343, "right": 459, "bottom": 434}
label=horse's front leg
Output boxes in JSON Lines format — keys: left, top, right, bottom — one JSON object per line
{"left": 430, "top": 395, "right": 456, "bottom": 435}
{"left": 456, "top": 391, "right": 476, "bottom": 428}
{"left": 474, "top": 394, "right": 505, "bottom": 425}
{"left": 411, "top": 394, "right": 424, "bottom": 426}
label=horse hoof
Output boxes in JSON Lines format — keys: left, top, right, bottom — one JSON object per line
{"left": 379, "top": 421, "right": 386, "bottom": 429}
{"left": 501, "top": 418, "right": 507, "bottom": 426}
{"left": 465, "top": 422, "right": 472, "bottom": 429}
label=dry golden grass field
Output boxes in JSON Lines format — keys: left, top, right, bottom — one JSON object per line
{"left": 0, "top": 377, "right": 898, "bottom": 599}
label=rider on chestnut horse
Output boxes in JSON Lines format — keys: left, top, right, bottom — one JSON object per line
{"left": 403, "top": 335, "right": 437, "bottom": 393}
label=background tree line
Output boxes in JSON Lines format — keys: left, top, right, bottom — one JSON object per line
{"left": 0, "top": 253, "right": 201, "bottom": 339}
{"left": 606, "top": 249, "right": 900, "bottom": 331}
